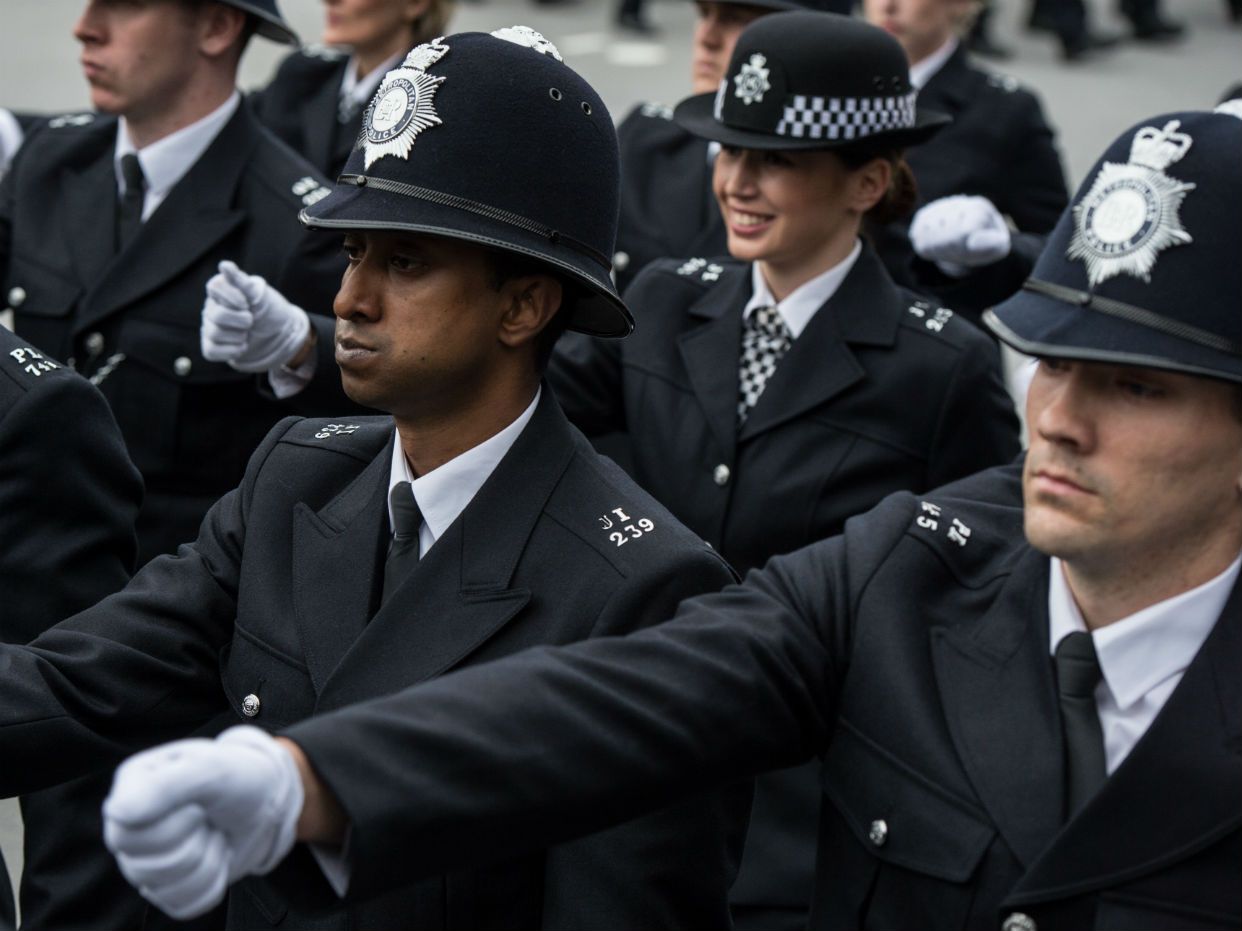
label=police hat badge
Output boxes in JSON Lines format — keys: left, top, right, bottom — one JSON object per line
{"left": 301, "top": 28, "right": 632, "bottom": 339}
{"left": 987, "top": 109, "right": 1242, "bottom": 385}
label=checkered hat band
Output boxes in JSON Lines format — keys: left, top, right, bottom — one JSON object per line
{"left": 774, "top": 92, "right": 917, "bottom": 140}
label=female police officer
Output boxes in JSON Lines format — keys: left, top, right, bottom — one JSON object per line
{"left": 550, "top": 12, "right": 1020, "bottom": 929}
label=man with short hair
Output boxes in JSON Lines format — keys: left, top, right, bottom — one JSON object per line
{"left": 0, "top": 0, "right": 344, "bottom": 567}
{"left": 115, "top": 107, "right": 1242, "bottom": 930}
{"left": 0, "top": 29, "right": 744, "bottom": 930}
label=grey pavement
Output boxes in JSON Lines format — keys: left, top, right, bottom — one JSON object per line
{"left": 0, "top": 0, "right": 1239, "bottom": 916}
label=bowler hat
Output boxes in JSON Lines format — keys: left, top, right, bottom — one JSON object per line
{"left": 301, "top": 28, "right": 631, "bottom": 338}
{"left": 674, "top": 12, "right": 949, "bottom": 151}
{"left": 225, "top": 0, "right": 298, "bottom": 45}
{"left": 986, "top": 108, "right": 1242, "bottom": 384}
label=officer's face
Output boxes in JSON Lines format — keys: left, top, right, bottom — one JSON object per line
{"left": 321, "top": 0, "right": 427, "bottom": 54}
{"left": 1024, "top": 358, "right": 1242, "bottom": 586}
{"left": 713, "top": 146, "right": 877, "bottom": 284}
{"left": 863, "top": 0, "right": 974, "bottom": 64}
{"left": 692, "top": 2, "right": 767, "bottom": 95}
{"left": 74, "top": 0, "right": 206, "bottom": 121}
{"left": 332, "top": 232, "right": 528, "bottom": 420}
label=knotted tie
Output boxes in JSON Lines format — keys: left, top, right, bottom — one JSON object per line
{"left": 382, "top": 481, "right": 423, "bottom": 605}
{"left": 737, "top": 305, "right": 792, "bottom": 425}
{"left": 1054, "top": 631, "right": 1108, "bottom": 817}
{"left": 116, "top": 153, "right": 146, "bottom": 252}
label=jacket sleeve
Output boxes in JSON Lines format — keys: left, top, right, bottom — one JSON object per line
{"left": 282, "top": 501, "right": 919, "bottom": 900}
{"left": 0, "top": 417, "right": 297, "bottom": 795}
{"left": 0, "top": 372, "right": 142, "bottom": 644}
{"left": 995, "top": 91, "right": 1068, "bottom": 236}
{"left": 538, "top": 547, "right": 747, "bottom": 930}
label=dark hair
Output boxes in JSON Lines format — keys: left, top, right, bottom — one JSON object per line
{"left": 834, "top": 143, "right": 920, "bottom": 226}
{"left": 486, "top": 249, "right": 570, "bottom": 373}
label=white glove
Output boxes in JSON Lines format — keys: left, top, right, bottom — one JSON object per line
{"left": 200, "top": 260, "right": 311, "bottom": 372}
{"left": 909, "top": 195, "right": 1012, "bottom": 277}
{"left": 103, "top": 725, "right": 304, "bottom": 920}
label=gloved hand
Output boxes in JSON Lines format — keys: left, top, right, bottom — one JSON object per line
{"left": 103, "top": 725, "right": 304, "bottom": 920}
{"left": 200, "top": 260, "right": 311, "bottom": 372}
{"left": 908, "top": 195, "right": 1012, "bottom": 277}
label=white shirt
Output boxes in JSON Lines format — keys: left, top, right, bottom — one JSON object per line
{"left": 312, "top": 387, "right": 541, "bottom": 894}
{"left": 339, "top": 50, "right": 404, "bottom": 115}
{"left": 743, "top": 240, "right": 862, "bottom": 339}
{"left": 386, "top": 388, "right": 541, "bottom": 558}
{"left": 115, "top": 92, "right": 240, "bottom": 221}
{"left": 909, "top": 37, "right": 958, "bottom": 91}
{"left": 1047, "top": 553, "right": 1240, "bottom": 774}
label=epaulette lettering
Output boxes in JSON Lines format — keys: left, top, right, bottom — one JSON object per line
{"left": 677, "top": 257, "right": 725, "bottom": 283}
{"left": 640, "top": 102, "right": 673, "bottom": 121}
{"left": 313, "top": 423, "right": 361, "bottom": 439}
{"left": 292, "top": 176, "right": 331, "bottom": 207}
{"left": 914, "top": 500, "right": 972, "bottom": 548}
{"left": 598, "top": 506, "right": 657, "bottom": 548}
{"left": 47, "top": 113, "right": 94, "bottom": 129}
{"left": 301, "top": 44, "right": 345, "bottom": 62}
{"left": 8, "top": 345, "right": 59, "bottom": 377}
{"left": 907, "top": 300, "right": 954, "bottom": 333}
{"left": 986, "top": 72, "right": 1020, "bottom": 94}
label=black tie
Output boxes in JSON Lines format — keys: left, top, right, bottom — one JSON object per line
{"left": 116, "top": 153, "right": 146, "bottom": 252}
{"left": 1054, "top": 631, "right": 1108, "bottom": 818}
{"left": 382, "top": 481, "right": 422, "bottom": 605}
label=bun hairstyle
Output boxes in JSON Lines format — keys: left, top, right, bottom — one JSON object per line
{"left": 832, "top": 143, "right": 919, "bottom": 226}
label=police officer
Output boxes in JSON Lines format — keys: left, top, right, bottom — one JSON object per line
{"left": 0, "top": 0, "right": 345, "bottom": 566}
{"left": 553, "top": 13, "right": 1018, "bottom": 929}
{"left": 614, "top": 0, "right": 845, "bottom": 293}
{"left": 864, "top": 0, "right": 1069, "bottom": 322}
{"left": 0, "top": 329, "right": 142, "bottom": 931}
{"left": 0, "top": 27, "right": 745, "bottom": 930}
{"left": 120, "top": 105, "right": 1242, "bottom": 931}
{"left": 249, "top": 0, "right": 456, "bottom": 179}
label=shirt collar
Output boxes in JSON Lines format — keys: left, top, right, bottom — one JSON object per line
{"left": 387, "top": 388, "right": 541, "bottom": 550}
{"left": 340, "top": 50, "right": 405, "bottom": 108}
{"left": 743, "top": 239, "right": 862, "bottom": 339}
{"left": 115, "top": 91, "right": 240, "bottom": 201}
{"left": 909, "top": 36, "right": 958, "bottom": 90}
{"left": 1047, "top": 553, "right": 1240, "bottom": 711}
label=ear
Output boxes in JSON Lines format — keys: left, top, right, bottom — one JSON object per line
{"left": 404, "top": 0, "right": 432, "bottom": 27}
{"left": 496, "top": 275, "right": 564, "bottom": 352}
{"left": 847, "top": 157, "right": 893, "bottom": 215}
{"left": 197, "top": 2, "right": 248, "bottom": 59}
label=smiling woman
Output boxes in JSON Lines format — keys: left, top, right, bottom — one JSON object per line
{"left": 545, "top": 11, "right": 1021, "bottom": 930}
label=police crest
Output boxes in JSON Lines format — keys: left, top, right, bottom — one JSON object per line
{"left": 733, "top": 53, "right": 770, "bottom": 106}
{"left": 1067, "top": 120, "right": 1195, "bottom": 287}
{"left": 491, "top": 26, "right": 563, "bottom": 61}
{"left": 362, "top": 37, "right": 450, "bottom": 169}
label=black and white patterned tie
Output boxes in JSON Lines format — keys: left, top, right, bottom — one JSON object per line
{"left": 737, "top": 305, "right": 792, "bottom": 425}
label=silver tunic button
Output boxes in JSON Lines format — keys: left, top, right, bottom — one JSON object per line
{"left": 7, "top": 286, "right": 26, "bottom": 307}
{"left": 84, "top": 332, "right": 105, "bottom": 357}
{"left": 241, "top": 694, "right": 261, "bottom": 717}
{"left": 868, "top": 819, "right": 888, "bottom": 847}
{"left": 613, "top": 250, "right": 630, "bottom": 272}
{"left": 713, "top": 464, "right": 730, "bottom": 486}
{"left": 1001, "top": 913, "right": 1036, "bottom": 931}
{"left": 173, "top": 356, "right": 193, "bottom": 377}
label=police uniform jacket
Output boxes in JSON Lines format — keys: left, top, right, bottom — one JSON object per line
{"left": 282, "top": 460, "right": 1242, "bottom": 931}
{"left": 0, "top": 393, "right": 745, "bottom": 931}
{"left": 0, "top": 104, "right": 345, "bottom": 564}
{"left": 613, "top": 104, "right": 726, "bottom": 292}
{"left": 882, "top": 46, "right": 1069, "bottom": 318}
{"left": 0, "top": 329, "right": 143, "bottom": 931}
{"left": 249, "top": 46, "right": 365, "bottom": 181}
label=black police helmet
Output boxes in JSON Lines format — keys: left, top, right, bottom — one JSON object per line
{"left": 986, "top": 108, "right": 1242, "bottom": 385}
{"left": 301, "top": 28, "right": 631, "bottom": 339}
{"left": 224, "top": 0, "right": 298, "bottom": 45}
{"left": 674, "top": 12, "right": 950, "bottom": 151}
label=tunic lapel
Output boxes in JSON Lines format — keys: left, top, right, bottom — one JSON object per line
{"left": 676, "top": 266, "right": 748, "bottom": 454}
{"left": 1005, "top": 579, "right": 1242, "bottom": 904}
{"left": 301, "top": 67, "right": 344, "bottom": 176}
{"left": 739, "top": 246, "right": 899, "bottom": 443}
{"left": 75, "top": 107, "right": 256, "bottom": 333}
{"left": 290, "top": 434, "right": 392, "bottom": 694}
{"left": 314, "top": 394, "right": 579, "bottom": 710}
{"left": 60, "top": 145, "right": 119, "bottom": 289}
{"left": 931, "top": 547, "right": 1065, "bottom": 868}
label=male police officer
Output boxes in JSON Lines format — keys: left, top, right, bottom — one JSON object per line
{"left": 0, "top": 0, "right": 344, "bottom": 566}
{"left": 114, "top": 107, "right": 1242, "bottom": 930}
{"left": 0, "top": 28, "right": 744, "bottom": 930}
{"left": 0, "top": 330, "right": 142, "bottom": 931}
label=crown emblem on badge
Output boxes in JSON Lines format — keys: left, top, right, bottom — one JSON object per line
{"left": 491, "top": 25, "right": 563, "bottom": 61}
{"left": 1067, "top": 120, "right": 1196, "bottom": 288}
{"left": 361, "top": 37, "right": 450, "bottom": 169}
{"left": 734, "top": 53, "right": 771, "bottom": 106}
